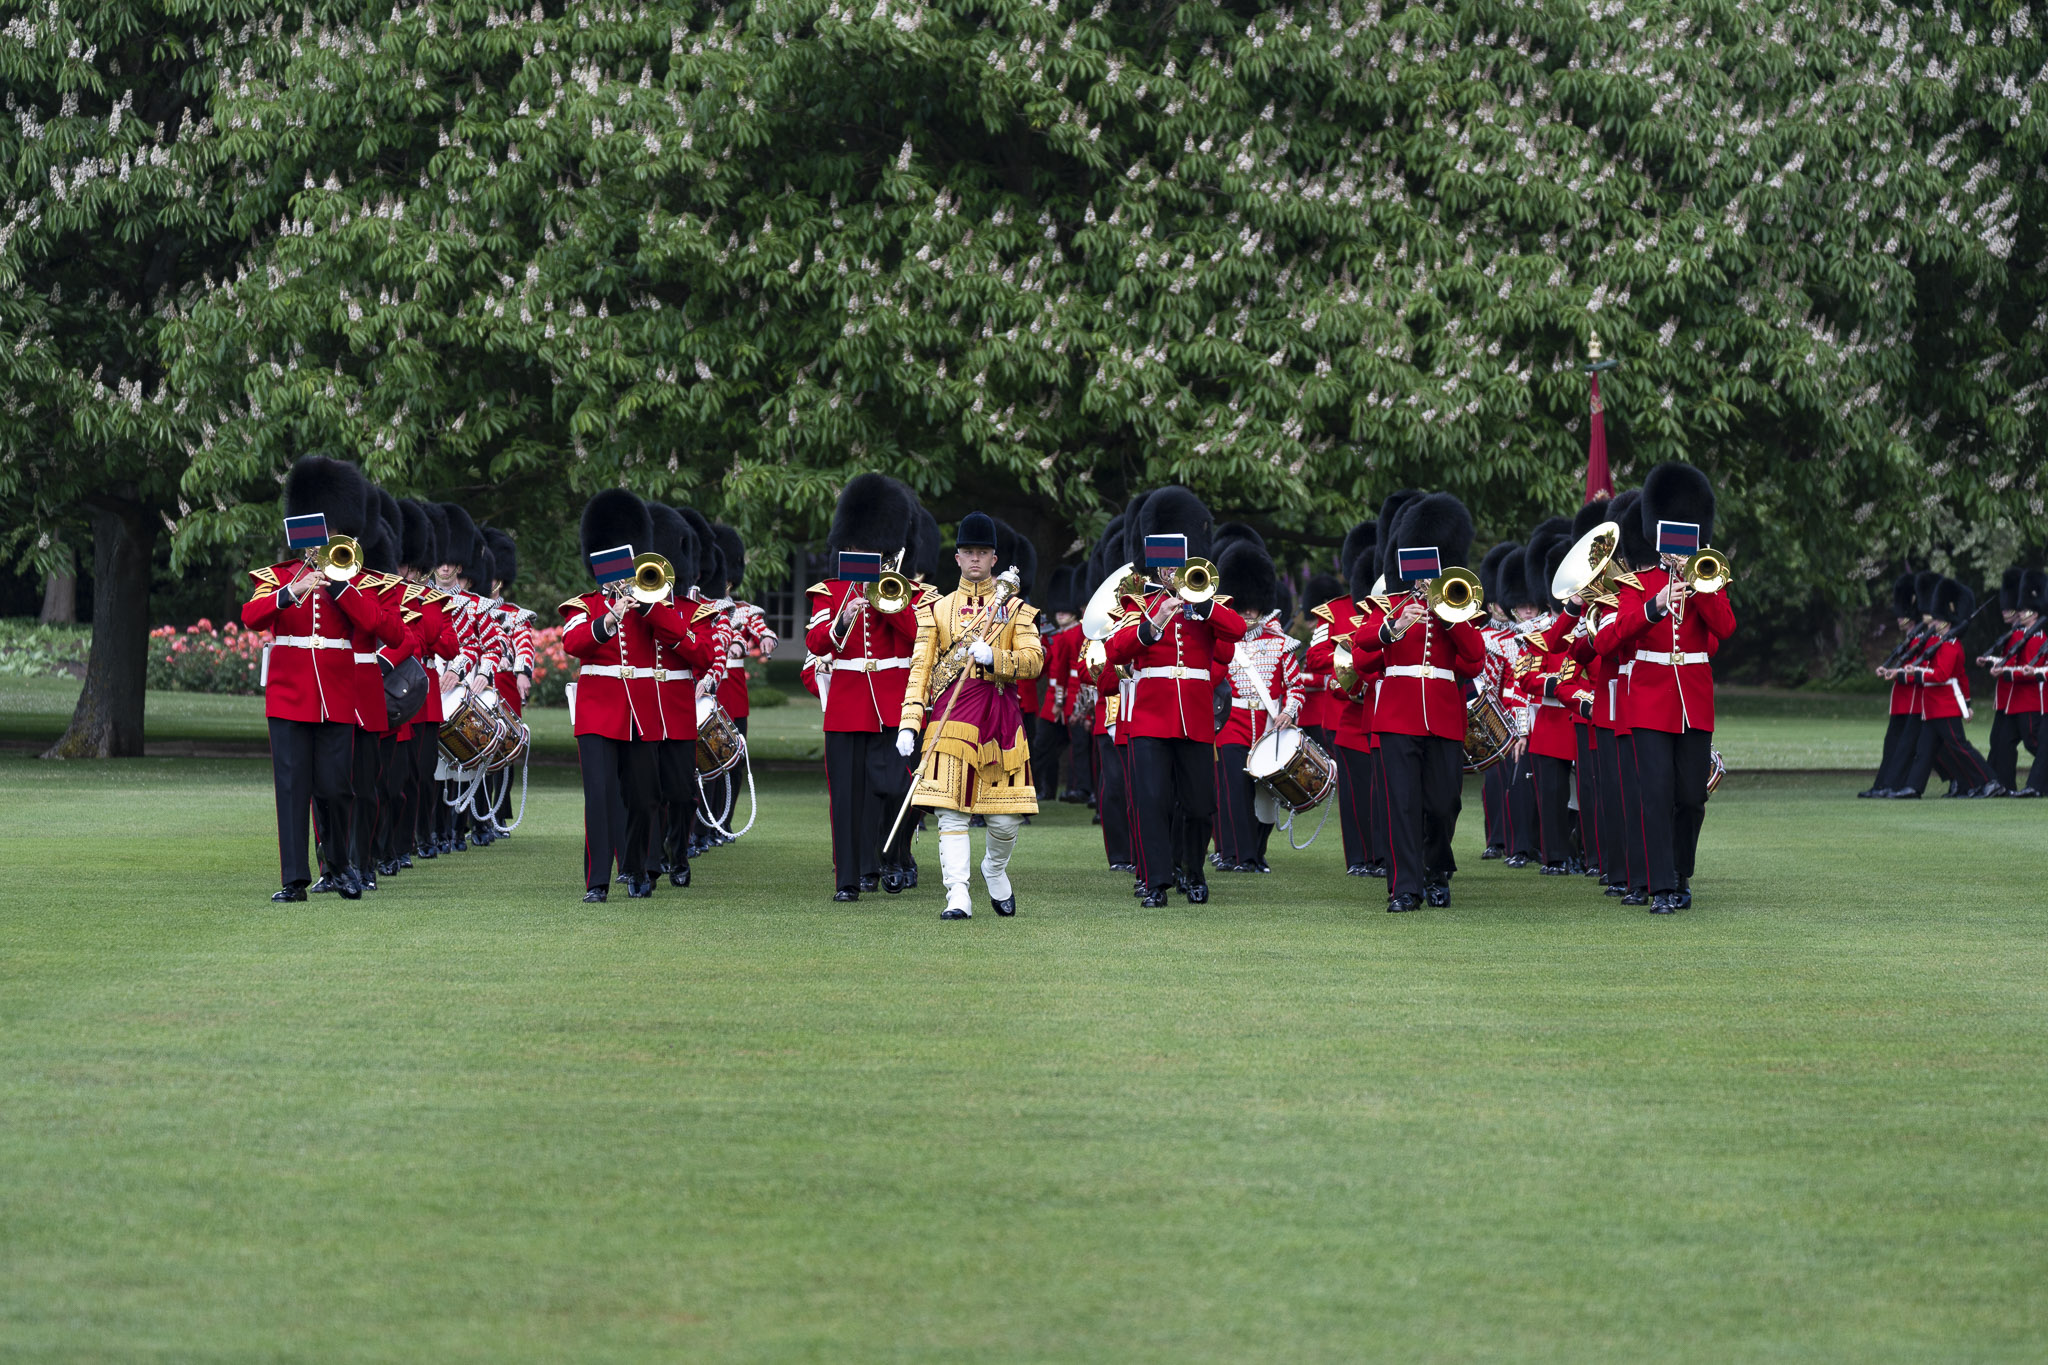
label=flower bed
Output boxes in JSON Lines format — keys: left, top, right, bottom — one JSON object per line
{"left": 148, "top": 618, "right": 266, "bottom": 695}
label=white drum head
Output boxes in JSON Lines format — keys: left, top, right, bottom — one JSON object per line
{"left": 1245, "top": 727, "right": 1301, "bottom": 780}
{"left": 697, "top": 694, "right": 717, "bottom": 727}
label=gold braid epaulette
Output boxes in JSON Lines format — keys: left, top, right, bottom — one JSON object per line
{"left": 692, "top": 601, "right": 722, "bottom": 623}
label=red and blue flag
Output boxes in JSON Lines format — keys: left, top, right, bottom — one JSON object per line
{"left": 285, "top": 514, "right": 329, "bottom": 551}
{"left": 1396, "top": 546, "right": 1442, "bottom": 582}
{"left": 1656, "top": 521, "right": 1701, "bottom": 557}
{"left": 587, "top": 544, "right": 635, "bottom": 586}
{"left": 1143, "top": 534, "right": 1187, "bottom": 568}
{"left": 837, "top": 551, "right": 883, "bottom": 584}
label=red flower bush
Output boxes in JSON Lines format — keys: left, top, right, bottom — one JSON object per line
{"left": 148, "top": 619, "right": 268, "bottom": 694}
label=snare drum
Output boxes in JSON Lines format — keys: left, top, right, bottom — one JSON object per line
{"left": 695, "top": 695, "right": 746, "bottom": 776}
{"left": 485, "top": 692, "right": 529, "bottom": 772}
{"left": 1245, "top": 727, "right": 1337, "bottom": 813}
{"left": 438, "top": 684, "right": 504, "bottom": 769}
{"left": 1462, "top": 689, "right": 1516, "bottom": 773}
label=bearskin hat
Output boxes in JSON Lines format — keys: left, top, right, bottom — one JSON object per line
{"left": 1373, "top": 490, "right": 1423, "bottom": 582}
{"left": 1393, "top": 493, "right": 1474, "bottom": 574}
{"left": 396, "top": 500, "right": 432, "bottom": 573}
{"left": 2020, "top": 569, "right": 2048, "bottom": 616}
{"left": 581, "top": 489, "right": 651, "bottom": 565}
{"left": 828, "top": 473, "right": 914, "bottom": 556}
{"left": 1219, "top": 540, "right": 1279, "bottom": 619}
{"left": 1338, "top": 520, "right": 1377, "bottom": 582}
{"left": 371, "top": 487, "right": 401, "bottom": 546}
{"left": 483, "top": 527, "right": 518, "bottom": 591}
{"left": 713, "top": 524, "right": 747, "bottom": 594}
{"left": 2000, "top": 566, "right": 2024, "bottom": 613}
{"left": 1349, "top": 540, "right": 1383, "bottom": 605}
{"left": 676, "top": 507, "right": 718, "bottom": 591}
{"left": 441, "top": 503, "right": 482, "bottom": 568}
{"left": 1135, "top": 486, "right": 1215, "bottom": 564}
{"left": 700, "top": 538, "right": 729, "bottom": 600}
{"left": 283, "top": 455, "right": 369, "bottom": 540}
{"left": 1302, "top": 571, "right": 1344, "bottom": 616}
{"left": 1572, "top": 497, "right": 1612, "bottom": 542}
{"left": 991, "top": 518, "right": 1037, "bottom": 595}
{"left": 1121, "top": 492, "right": 1155, "bottom": 567}
{"left": 467, "top": 538, "right": 495, "bottom": 593}
{"left": 910, "top": 505, "right": 945, "bottom": 582}
{"left": 1890, "top": 571, "right": 1920, "bottom": 620}
{"left": 1479, "top": 541, "right": 1519, "bottom": 609}
{"left": 1497, "top": 548, "right": 1535, "bottom": 613}
{"left": 1641, "top": 462, "right": 1716, "bottom": 549}
{"left": 419, "top": 501, "right": 452, "bottom": 568}
{"left": 1043, "top": 565, "right": 1076, "bottom": 616}
{"left": 1543, "top": 539, "right": 1572, "bottom": 612}
{"left": 1606, "top": 491, "right": 1649, "bottom": 566}
{"left": 1275, "top": 577, "right": 1295, "bottom": 629}
{"left": 1523, "top": 517, "right": 1572, "bottom": 610}
{"left": 362, "top": 515, "right": 399, "bottom": 575}
{"left": 1916, "top": 570, "right": 1945, "bottom": 619}
{"left": 1213, "top": 521, "right": 1267, "bottom": 559}
{"left": 1934, "top": 579, "right": 1972, "bottom": 625}
{"left": 647, "top": 503, "right": 699, "bottom": 594}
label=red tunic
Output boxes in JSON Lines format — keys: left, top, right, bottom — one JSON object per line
{"left": 1593, "top": 568, "right": 1737, "bottom": 734}
{"left": 560, "top": 592, "right": 699, "bottom": 741}
{"left": 804, "top": 579, "right": 921, "bottom": 733}
{"left": 241, "top": 563, "right": 395, "bottom": 725}
{"left": 1906, "top": 639, "right": 1971, "bottom": 720}
{"left": 1103, "top": 594, "right": 1247, "bottom": 742}
{"left": 1353, "top": 597, "right": 1486, "bottom": 742}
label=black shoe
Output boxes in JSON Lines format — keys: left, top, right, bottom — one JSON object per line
{"left": 941, "top": 906, "right": 972, "bottom": 920}
{"left": 1109, "top": 862, "right": 1136, "bottom": 873}
{"left": 416, "top": 844, "right": 437, "bottom": 860}
{"left": 453, "top": 835, "right": 468, "bottom": 851}
{"left": 358, "top": 868, "right": 376, "bottom": 892}
{"left": 1604, "top": 882, "right": 1626, "bottom": 897}
{"left": 1856, "top": 787, "right": 1880, "bottom": 798}
{"left": 616, "top": 872, "right": 631, "bottom": 884}
{"left": 1649, "top": 893, "right": 1680, "bottom": 913}
{"left": 1504, "top": 854, "right": 1529, "bottom": 868}
{"left": 1139, "top": 889, "right": 1169, "bottom": 908}
{"left": 833, "top": 888, "right": 860, "bottom": 903}
{"left": 1388, "top": 893, "right": 1422, "bottom": 913}
{"left": 583, "top": 887, "right": 608, "bottom": 903}
{"left": 858, "top": 874, "right": 881, "bottom": 893}
{"left": 1539, "top": 863, "right": 1568, "bottom": 876}
{"left": 968, "top": 814, "right": 987, "bottom": 828}
{"left": 336, "top": 867, "right": 363, "bottom": 900}
{"left": 1621, "top": 890, "right": 1649, "bottom": 906}
{"left": 905, "top": 861, "right": 920, "bottom": 888}
{"left": 882, "top": 870, "right": 905, "bottom": 895}
{"left": 627, "top": 876, "right": 655, "bottom": 899}
{"left": 1480, "top": 844, "right": 1504, "bottom": 860}
{"left": 1675, "top": 888, "right": 1693, "bottom": 910}
{"left": 2016, "top": 787, "right": 2044, "bottom": 798}
{"left": 1890, "top": 789, "right": 1921, "bottom": 799}
{"left": 669, "top": 866, "right": 691, "bottom": 888}
{"left": 1425, "top": 883, "right": 1451, "bottom": 908}
{"left": 1091, "top": 813, "right": 1103, "bottom": 825}
{"left": 309, "top": 874, "right": 339, "bottom": 894}
{"left": 1185, "top": 882, "right": 1209, "bottom": 905}
{"left": 473, "top": 829, "right": 494, "bottom": 846}
{"left": 1365, "top": 862, "right": 1388, "bottom": 879}
{"left": 1346, "top": 863, "right": 1367, "bottom": 876}
{"left": 377, "top": 859, "right": 401, "bottom": 878}
{"left": 1132, "top": 879, "right": 1148, "bottom": 898}
{"left": 992, "top": 895, "right": 1016, "bottom": 917}
{"left": 271, "top": 884, "right": 308, "bottom": 903}
{"left": 1250, "top": 858, "right": 1272, "bottom": 873}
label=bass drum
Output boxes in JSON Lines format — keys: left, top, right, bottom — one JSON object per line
{"left": 1462, "top": 689, "right": 1516, "bottom": 773}
{"left": 696, "top": 695, "right": 746, "bottom": 777}
{"left": 1245, "top": 727, "right": 1337, "bottom": 813}
{"left": 439, "top": 684, "right": 504, "bottom": 770}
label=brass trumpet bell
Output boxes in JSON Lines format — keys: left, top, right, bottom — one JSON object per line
{"left": 1168, "top": 556, "right": 1219, "bottom": 604}
{"left": 1552, "top": 520, "right": 1623, "bottom": 606}
{"left": 867, "top": 569, "right": 913, "bottom": 614}
{"left": 629, "top": 552, "right": 675, "bottom": 603}
{"left": 1682, "top": 548, "right": 1732, "bottom": 594}
{"left": 1082, "top": 563, "right": 1135, "bottom": 642}
{"left": 1425, "top": 566, "right": 1485, "bottom": 624}
{"left": 1332, "top": 643, "right": 1359, "bottom": 693}
{"left": 318, "top": 534, "right": 362, "bottom": 582}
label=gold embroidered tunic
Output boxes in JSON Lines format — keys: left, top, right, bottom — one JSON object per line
{"left": 899, "top": 576, "right": 1045, "bottom": 815}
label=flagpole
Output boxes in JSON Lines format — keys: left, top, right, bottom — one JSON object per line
{"left": 1584, "top": 328, "right": 1619, "bottom": 506}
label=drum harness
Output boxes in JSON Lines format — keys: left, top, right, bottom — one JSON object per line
{"left": 1229, "top": 646, "right": 1332, "bottom": 853}
{"left": 693, "top": 709, "right": 759, "bottom": 841}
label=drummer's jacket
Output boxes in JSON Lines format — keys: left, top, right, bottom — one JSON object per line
{"left": 1303, "top": 597, "right": 1381, "bottom": 753}
{"left": 1351, "top": 595, "right": 1486, "bottom": 742}
{"left": 1103, "top": 589, "right": 1246, "bottom": 743}
{"left": 560, "top": 592, "right": 719, "bottom": 741}
{"left": 1078, "top": 638, "right": 1117, "bottom": 738}
{"left": 1902, "top": 634, "right": 1971, "bottom": 721}
{"left": 713, "top": 596, "right": 778, "bottom": 720}
{"left": 243, "top": 563, "right": 402, "bottom": 726}
{"left": 804, "top": 577, "right": 924, "bottom": 733}
{"left": 1592, "top": 567, "right": 1736, "bottom": 733}
{"left": 1217, "top": 615, "right": 1306, "bottom": 747}
{"left": 486, "top": 597, "right": 536, "bottom": 716}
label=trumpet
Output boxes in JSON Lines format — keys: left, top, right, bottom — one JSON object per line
{"left": 1163, "top": 556, "right": 1219, "bottom": 604}
{"left": 317, "top": 534, "right": 362, "bottom": 582}
{"left": 629, "top": 552, "right": 675, "bottom": 604}
{"left": 1423, "top": 566, "right": 1485, "bottom": 624}
{"left": 1680, "top": 548, "right": 1732, "bottom": 594}
{"left": 867, "top": 552, "right": 913, "bottom": 613}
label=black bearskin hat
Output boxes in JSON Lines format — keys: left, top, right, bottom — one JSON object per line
{"left": 1219, "top": 540, "right": 1279, "bottom": 619}
{"left": 397, "top": 500, "right": 432, "bottom": 573}
{"left": 1121, "top": 492, "right": 1155, "bottom": 567}
{"left": 647, "top": 503, "right": 699, "bottom": 594}
{"left": 440, "top": 503, "right": 481, "bottom": 568}
{"left": 911, "top": 505, "right": 944, "bottom": 582}
{"left": 1915, "top": 570, "right": 1944, "bottom": 619}
{"left": 957, "top": 511, "right": 998, "bottom": 550}
{"left": 467, "top": 539, "right": 495, "bottom": 593}
{"left": 1275, "top": 577, "right": 1295, "bottom": 629}
{"left": 677, "top": 507, "right": 719, "bottom": 592}
{"left": 1045, "top": 565, "right": 1077, "bottom": 616}
{"left": 1339, "top": 520, "right": 1377, "bottom": 582}
{"left": 1498, "top": 548, "right": 1536, "bottom": 613}
{"left": 1523, "top": 517, "right": 1572, "bottom": 611}
{"left": 1374, "top": 489, "right": 1423, "bottom": 582}
{"left": 1390, "top": 493, "right": 1474, "bottom": 575}
{"left": 1641, "top": 462, "right": 1716, "bottom": 549}
{"left": 700, "top": 538, "right": 729, "bottom": 600}
{"left": 1890, "top": 571, "right": 1920, "bottom": 620}
{"left": 2000, "top": 566, "right": 2024, "bottom": 613}
{"left": 483, "top": 527, "right": 518, "bottom": 591}
{"left": 1572, "top": 497, "right": 1612, "bottom": 542}
{"left": 362, "top": 516, "right": 399, "bottom": 575}
{"left": 992, "top": 518, "right": 1037, "bottom": 595}
{"left": 420, "top": 501, "right": 451, "bottom": 569}
{"left": 713, "top": 524, "right": 747, "bottom": 594}
{"left": 1303, "top": 572, "right": 1344, "bottom": 616}
{"left": 1138, "top": 486, "right": 1214, "bottom": 561}
{"left": 828, "top": 473, "right": 914, "bottom": 556}
{"left": 1543, "top": 539, "right": 1571, "bottom": 612}
{"left": 581, "top": 489, "right": 652, "bottom": 561}
{"left": 1214, "top": 521, "right": 1267, "bottom": 558}
{"left": 283, "top": 455, "right": 368, "bottom": 540}
{"left": 1610, "top": 490, "right": 1651, "bottom": 566}
{"left": 1349, "top": 541, "right": 1383, "bottom": 606}
{"left": 1934, "top": 579, "right": 1971, "bottom": 625}
{"left": 372, "top": 487, "right": 402, "bottom": 548}
{"left": 2020, "top": 569, "right": 2048, "bottom": 616}
{"left": 1479, "top": 541, "right": 1518, "bottom": 609}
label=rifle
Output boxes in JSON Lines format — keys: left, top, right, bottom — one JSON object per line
{"left": 1890, "top": 597, "right": 1997, "bottom": 676}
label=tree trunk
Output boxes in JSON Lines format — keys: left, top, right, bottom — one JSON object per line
{"left": 39, "top": 536, "right": 77, "bottom": 623}
{"left": 44, "top": 497, "right": 155, "bottom": 759}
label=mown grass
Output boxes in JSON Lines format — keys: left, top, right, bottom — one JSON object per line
{"left": 1, "top": 753, "right": 2044, "bottom": 1361}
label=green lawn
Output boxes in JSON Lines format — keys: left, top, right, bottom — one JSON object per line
{"left": 1, "top": 753, "right": 2044, "bottom": 1360}
{"left": 0, "top": 674, "right": 1987, "bottom": 770}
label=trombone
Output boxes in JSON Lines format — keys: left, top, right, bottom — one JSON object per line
{"left": 316, "top": 534, "right": 362, "bottom": 583}
{"left": 1162, "top": 556, "right": 1219, "bottom": 604}
{"left": 628, "top": 552, "right": 675, "bottom": 604}
{"left": 866, "top": 551, "right": 913, "bottom": 613}
{"left": 1680, "top": 547, "right": 1732, "bottom": 594}
{"left": 1423, "top": 566, "right": 1484, "bottom": 625}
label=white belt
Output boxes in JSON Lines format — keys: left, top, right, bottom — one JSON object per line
{"left": 839, "top": 657, "right": 910, "bottom": 673}
{"left": 1635, "top": 649, "right": 1708, "bottom": 666}
{"left": 1133, "top": 666, "right": 1207, "bottom": 681}
{"left": 579, "top": 664, "right": 685, "bottom": 680}
{"left": 353, "top": 652, "right": 381, "bottom": 664}
{"left": 271, "top": 635, "right": 352, "bottom": 651}
{"left": 1384, "top": 664, "right": 1453, "bottom": 681}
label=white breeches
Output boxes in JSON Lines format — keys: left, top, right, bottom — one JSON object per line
{"left": 935, "top": 810, "right": 1022, "bottom": 908}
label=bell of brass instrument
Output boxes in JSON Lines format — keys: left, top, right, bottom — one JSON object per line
{"left": 865, "top": 551, "right": 913, "bottom": 613}
{"left": 1165, "top": 556, "right": 1219, "bottom": 604}
{"left": 1552, "top": 520, "right": 1624, "bottom": 607}
{"left": 1424, "top": 566, "right": 1485, "bottom": 624}
{"left": 1681, "top": 548, "right": 1732, "bottom": 594}
{"left": 1332, "top": 643, "right": 1359, "bottom": 693}
{"left": 1367, "top": 573, "right": 1392, "bottom": 614}
{"left": 629, "top": 552, "right": 675, "bottom": 604}
{"left": 1081, "top": 562, "right": 1136, "bottom": 642}
{"left": 318, "top": 534, "right": 362, "bottom": 582}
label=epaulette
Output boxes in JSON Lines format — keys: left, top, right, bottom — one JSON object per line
{"left": 1615, "top": 570, "right": 1643, "bottom": 590}
{"left": 1013, "top": 602, "right": 1041, "bottom": 628}
{"left": 249, "top": 565, "right": 283, "bottom": 593}
{"left": 1213, "top": 593, "right": 1234, "bottom": 608}
{"left": 401, "top": 607, "right": 422, "bottom": 624}
{"left": 691, "top": 601, "right": 722, "bottom": 623}
{"left": 805, "top": 581, "right": 830, "bottom": 597}
{"left": 1310, "top": 601, "right": 1334, "bottom": 625}
{"left": 558, "top": 597, "right": 588, "bottom": 621}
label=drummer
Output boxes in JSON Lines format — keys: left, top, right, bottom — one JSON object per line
{"left": 1212, "top": 539, "right": 1304, "bottom": 873}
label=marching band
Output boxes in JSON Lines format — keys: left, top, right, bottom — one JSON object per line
{"left": 244, "top": 456, "right": 1780, "bottom": 918}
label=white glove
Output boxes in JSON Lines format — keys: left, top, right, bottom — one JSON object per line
{"left": 896, "top": 729, "right": 917, "bottom": 758}
{"left": 970, "top": 638, "right": 995, "bottom": 666}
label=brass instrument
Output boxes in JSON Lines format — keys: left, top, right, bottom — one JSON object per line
{"left": 1681, "top": 548, "right": 1732, "bottom": 594}
{"left": 629, "top": 552, "right": 675, "bottom": 604}
{"left": 1081, "top": 563, "right": 1135, "bottom": 643}
{"left": 1423, "top": 566, "right": 1484, "bottom": 625}
{"left": 318, "top": 534, "right": 362, "bottom": 582}
{"left": 867, "top": 551, "right": 913, "bottom": 613}
{"left": 1163, "top": 556, "right": 1219, "bottom": 604}
{"left": 1332, "top": 644, "right": 1359, "bottom": 693}
{"left": 1552, "top": 520, "right": 1625, "bottom": 607}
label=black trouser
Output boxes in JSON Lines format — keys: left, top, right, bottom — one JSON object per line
{"left": 346, "top": 729, "right": 388, "bottom": 874}
{"left": 1904, "top": 714, "right": 1992, "bottom": 795}
{"left": 1987, "top": 710, "right": 2039, "bottom": 791}
{"left": 404, "top": 730, "right": 436, "bottom": 854}
{"left": 1033, "top": 716, "right": 1068, "bottom": 800}
{"left": 1629, "top": 727, "right": 1712, "bottom": 895}
{"left": 1214, "top": 742, "right": 1256, "bottom": 866}
{"left": 1505, "top": 752, "right": 1538, "bottom": 859}
{"left": 1130, "top": 736, "right": 1216, "bottom": 893}
{"left": 1594, "top": 728, "right": 1627, "bottom": 884}
{"left": 1574, "top": 725, "right": 1598, "bottom": 867}
{"left": 267, "top": 717, "right": 354, "bottom": 888}
{"left": 824, "top": 730, "right": 908, "bottom": 891}
{"left": 1338, "top": 746, "right": 1373, "bottom": 869}
{"left": 373, "top": 731, "right": 410, "bottom": 864}
{"left": 1376, "top": 732, "right": 1462, "bottom": 900}
{"left": 1095, "top": 735, "right": 1131, "bottom": 867}
{"left": 1616, "top": 733, "right": 1646, "bottom": 893}
{"left": 578, "top": 733, "right": 657, "bottom": 890}
{"left": 1533, "top": 753, "right": 1575, "bottom": 867}
{"left": 652, "top": 738, "right": 694, "bottom": 877}
{"left": 1482, "top": 761, "right": 1508, "bottom": 849}
{"left": 1872, "top": 712, "right": 1915, "bottom": 791}
{"left": 1067, "top": 720, "right": 1095, "bottom": 800}
{"left": 2030, "top": 725, "right": 2048, "bottom": 792}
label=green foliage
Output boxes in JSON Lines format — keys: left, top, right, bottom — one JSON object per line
{"left": 0, "top": 617, "right": 90, "bottom": 678}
